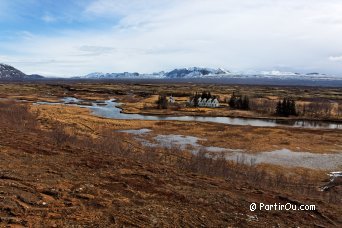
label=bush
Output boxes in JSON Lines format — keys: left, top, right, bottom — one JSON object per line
{"left": 0, "top": 101, "right": 38, "bottom": 131}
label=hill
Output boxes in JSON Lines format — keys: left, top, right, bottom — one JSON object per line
{"left": 0, "top": 64, "right": 44, "bottom": 80}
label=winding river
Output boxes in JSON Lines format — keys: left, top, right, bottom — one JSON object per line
{"left": 36, "top": 97, "right": 342, "bottom": 129}
{"left": 116, "top": 129, "right": 342, "bottom": 170}
{"left": 34, "top": 97, "right": 342, "bottom": 169}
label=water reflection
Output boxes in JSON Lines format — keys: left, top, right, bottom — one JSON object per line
{"left": 116, "top": 129, "right": 342, "bottom": 170}
{"left": 35, "top": 98, "right": 342, "bottom": 130}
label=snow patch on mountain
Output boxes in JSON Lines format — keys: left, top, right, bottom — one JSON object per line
{"left": 0, "top": 63, "right": 26, "bottom": 79}
{"left": 0, "top": 63, "right": 45, "bottom": 80}
{"left": 80, "top": 67, "right": 341, "bottom": 81}
{"left": 165, "top": 67, "right": 231, "bottom": 78}
{"left": 82, "top": 67, "right": 231, "bottom": 79}
{"left": 260, "top": 70, "right": 299, "bottom": 76}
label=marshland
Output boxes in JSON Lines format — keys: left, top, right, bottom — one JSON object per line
{"left": 0, "top": 81, "right": 340, "bottom": 227}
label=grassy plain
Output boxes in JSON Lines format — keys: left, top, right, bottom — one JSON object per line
{"left": 0, "top": 81, "right": 340, "bottom": 226}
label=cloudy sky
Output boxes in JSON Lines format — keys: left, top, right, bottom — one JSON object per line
{"left": 0, "top": 0, "right": 342, "bottom": 77}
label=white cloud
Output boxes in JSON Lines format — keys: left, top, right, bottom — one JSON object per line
{"left": 42, "top": 14, "right": 57, "bottom": 23}
{"left": 329, "top": 56, "right": 342, "bottom": 62}
{"left": 2, "top": 0, "right": 342, "bottom": 76}
{"left": 78, "top": 45, "right": 116, "bottom": 56}
{"left": 85, "top": 0, "right": 172, "bottom": 16}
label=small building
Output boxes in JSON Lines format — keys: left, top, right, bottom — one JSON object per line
{"left": 211, "top": 98, "right": 219, "bottom": 108}
{"left": 169, "top": 95, "right": 175, "bottom": 103}
{"left": 206, "top": 98, "right": 212, "bottom": 107}
{"left": 189, "top": 97, "right": 220, "bottom": 108}
{"left": 199, "top": 98, "right": 207, "bottom": 107}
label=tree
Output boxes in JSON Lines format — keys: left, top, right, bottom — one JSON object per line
{"left": 242, "top": 96, "right": 250, "bottom": 110}
{"left": 229, "top": 92, "right": 237, "bottom": 108}
{"left": 193, "top": 92, "right": 200, "bottom": 107}
{"left": 207, "top": 91, "right": 212, "bottom": 99}
{"left": 156, "top": 95, "right": 168, "bottom": 109}
{"left": 229, "top": 93, "right": 250, "bottom": 110}
{"left": 275, "top": 98, "right": 297, "bottom": 116}
{"left": 276, "top": 101, "right": 282, "bottom": 116}
{"left": 289, "top": 99, "right": 296, "bottom": 116}
{"left": 200, "top": 91, "right": 212, "bottom": 100}
{"left": 282, "top": 98, "right": 288, "bottom": 115}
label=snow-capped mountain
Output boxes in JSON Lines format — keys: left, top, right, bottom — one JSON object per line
{"left": 82, "top": 67, "right": 231, "bottom": 79}
{"left": 0, "top": 64, "right": 26, "bottom": 79}
{"left": 165, "top": 67, "right": 231, "bottom": 78}
{"left": 260, "top": 70, "right": 299, "bottom": 76}
{"left": 0, "top": 63, "right": 44, "bottom": 80}
{"left": 238, "top": 70, "right": 337, "bottom": 80}
{"left": 83, "top": 72, "right": 140, "bottom": 79}
{"left": 79, "top": 67, "right": 341, "bottom": 83}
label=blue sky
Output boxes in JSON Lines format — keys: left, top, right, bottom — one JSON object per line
{"left": 0, "top": 0, "right": 342, "bottom": 77}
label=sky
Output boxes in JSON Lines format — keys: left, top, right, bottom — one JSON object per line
{"left": 0, "top": 0, "right": 342, "bottom": 77}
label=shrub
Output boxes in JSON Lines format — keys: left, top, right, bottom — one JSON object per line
{"left": 0, "top": 101, "right": 38, "bottom": 131}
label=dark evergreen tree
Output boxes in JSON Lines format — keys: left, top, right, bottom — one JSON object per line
{"left": 276, "top": 101, "right": 282, "bottom": 115}
{"left": 229, "top": 92, "right": 250, "bottom": 110}
{"left": 229, "top": 92, "right": 236, "bottom": 108}
{"left": 282, "top": 98, "right": 288, "bottom": 116}
{"left": 201, "top": 91, "right": 205, "bottom": 99}
{"left": 275, "top": 98, "right": 297, "bottom": 116}
{"left": 236, "top": 97, "right": 242, "bottom": 109}
{"left": 242, "top": 96, "right": 250, "bottom": 110}
{"left": 200, "top": 91, "right": 213, "bottom": 100}
{"left": 289, "top": 99, "right": 296, "bottom": 116}
{"left": 194, "top": 92, "right": 199, "bottom": 107}
{"left": 156, "top": 95, "right": 168, "bottom": 109}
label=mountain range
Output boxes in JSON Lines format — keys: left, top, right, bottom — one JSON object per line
{"left": 1, "top": 63, "right": 341, "bottom": 83}
{"left": 80, "top": 67, "right": 337, "bottom": 80}
{"left": 81, "top": 67, "right": 232, "bottom": 79}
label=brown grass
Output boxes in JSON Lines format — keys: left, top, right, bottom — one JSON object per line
{"left": 0, "top": 83, "right": 341, "bottom": 226}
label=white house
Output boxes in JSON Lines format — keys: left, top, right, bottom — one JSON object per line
{"left": 169, "top": 95, "right": 175, "bottom": 103}
{"left": 197, "top": 97, "right": 202, "bottom": 105}
{"left": 199, "top": 98, "right": 207, "bottom": 107}
{"left": 189, "top": 97, "right": 220, "bottom": 108}
{"left": 211, "top": 98, "right": 219, "bottom": 108}
{"left": 206, "top": 98, "right": 212, "bottom": 107}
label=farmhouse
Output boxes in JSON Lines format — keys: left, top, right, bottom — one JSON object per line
{"left": 189, "top": 97, "right": 220, "bottom": 108}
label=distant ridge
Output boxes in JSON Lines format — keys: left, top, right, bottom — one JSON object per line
{"left": 165, "top": 67, "right": 230, "bottom": 78}
{"left": 79, "top": 67, "right": 339, "bottom": 81}
{"left": 74, "top": 67, "right": 342, "bottom": 87}
{"left": 1, "top": 63, "right": 340, "bottom": 86}
{"left": 0, "top": 63, "right": 44, "bottom": 80}
{"left": 83, "top": 71, "right": 141, "bottom": 79}
{"left": 79, "top": 67, "right": 231, "bottom": 79}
